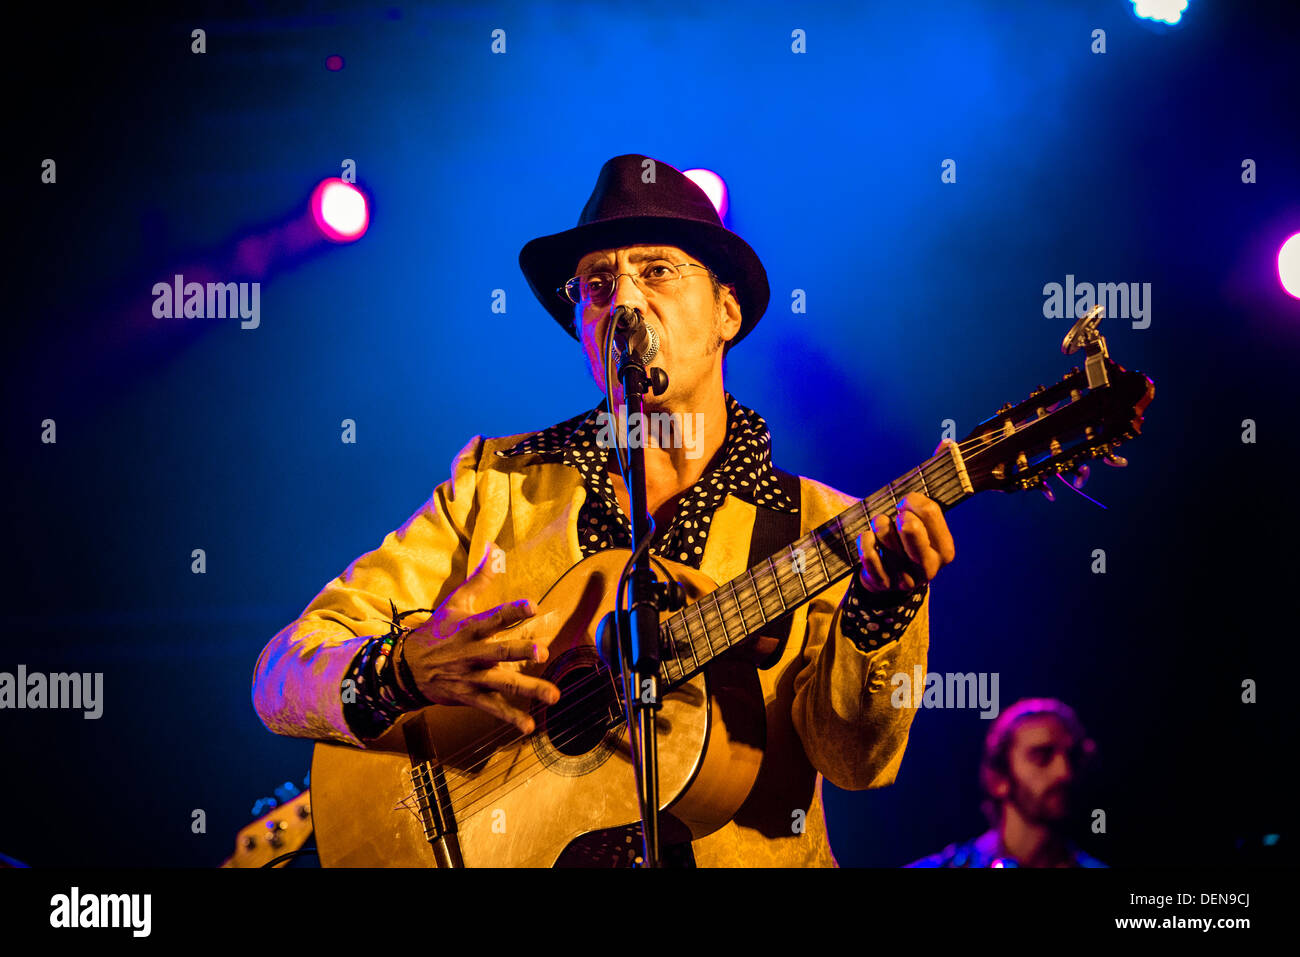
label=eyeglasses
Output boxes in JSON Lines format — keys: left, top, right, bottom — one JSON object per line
{"left": 558, "top": 260, "right": 716, "bottom": 307}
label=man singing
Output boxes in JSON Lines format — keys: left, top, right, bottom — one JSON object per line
{"left": 253, "top": 154, "right": 956, "bottom": 866}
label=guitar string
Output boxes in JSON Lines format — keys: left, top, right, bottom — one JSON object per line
{"left": 403, "top": 464, "right": 977, "bottom": 781}
{"left": 411, "top": 517, "right": 945, "bottom": 823}
{"left": 394, "top": 411, "right": 1112, "bottom": 817}
{"left": 400, "top": 643, "right": 725, "bottom": 824}
{"left": 398, "top": 706, "right": 626, "bottom": 825}
{"left": 406, "top": 715, "right": 626, "bottom": 825}
{"left": 400, "top": 473, "right": 969, "bottom": 818}
{"left": 409, "top": 548, "right": 939, "bottom": 825}
{"left": 403, "top": 464, "right": 965, "bottom": 782}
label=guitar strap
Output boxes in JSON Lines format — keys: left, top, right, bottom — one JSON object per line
{"left": 743, "top": 466, "right": 803, "bottom": 670}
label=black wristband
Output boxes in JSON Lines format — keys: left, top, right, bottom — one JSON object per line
{"left": 393, "top": 631, "right": 432, "bottom": 706}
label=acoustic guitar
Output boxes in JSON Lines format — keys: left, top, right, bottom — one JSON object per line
{"left": 311, "top": 309, "right": 1154, "bottom": 867}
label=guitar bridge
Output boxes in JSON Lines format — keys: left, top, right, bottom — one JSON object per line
{"left": 401, "top": 721, "right": 464, "bottom": 867}
{"left": 408, "top": 761, "right": 455, "bottom": 844}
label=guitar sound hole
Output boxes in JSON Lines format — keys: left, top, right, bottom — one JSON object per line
{"left": 545, "top": 665, "right": 620, "bottom": 757}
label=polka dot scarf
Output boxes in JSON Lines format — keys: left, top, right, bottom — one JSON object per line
{"left": 496, "top": 392, "right": 798, "bottom": 570}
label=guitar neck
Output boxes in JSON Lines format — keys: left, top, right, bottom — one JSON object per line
{"left": 659, "top": 440, "right": 975, "bottom": 685}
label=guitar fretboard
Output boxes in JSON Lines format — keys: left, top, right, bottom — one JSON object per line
{"left": 659, "top": 441, "right": 974, "bottom": 686}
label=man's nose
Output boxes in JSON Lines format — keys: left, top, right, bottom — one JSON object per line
{"left": 608, "top": 271, "right": 649, "bottom": 311}
{"left": 1052, "top": 754, "right": 1075, "bottom": 784}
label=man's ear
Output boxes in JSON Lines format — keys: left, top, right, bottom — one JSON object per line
{"left": 989, "top": 774, "right": 1011, "bottom": 801}
{"left": 720, "top": 284, "right": 743, "bottom": 343}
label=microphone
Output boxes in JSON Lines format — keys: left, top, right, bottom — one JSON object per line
{"left": 610, "top": 305, "right": 659, "bottom": 365}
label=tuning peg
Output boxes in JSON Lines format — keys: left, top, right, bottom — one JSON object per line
{"left": 1067, "top": 463, "right": 1091, "bottom": 489}
{"left": 1102, "top": 451, "right": 1128, "bottom": 468}
{"left": 1039, "top": 478, "right": 1055, "bottom": 502}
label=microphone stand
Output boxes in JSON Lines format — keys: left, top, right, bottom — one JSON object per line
{"left": 613, "top": 325, "right": 668, "bottom": 868}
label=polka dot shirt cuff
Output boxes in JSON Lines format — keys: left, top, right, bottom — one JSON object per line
{"left": 839, "top": 573, "right": 927, "bottom": 654}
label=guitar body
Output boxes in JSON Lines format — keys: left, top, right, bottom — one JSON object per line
{"left": 311, "top": 550, "right": 767, "bottom": 867}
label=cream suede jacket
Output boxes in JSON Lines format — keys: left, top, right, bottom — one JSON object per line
{"left": 253, "top": 424, "right": 930, "bottom": 867}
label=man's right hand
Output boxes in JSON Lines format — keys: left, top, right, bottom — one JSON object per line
{"left": 397, "top": 543, "right": 561, "bottom": 735}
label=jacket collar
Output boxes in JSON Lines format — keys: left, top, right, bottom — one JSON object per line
{"left": 495, "top": 391, "right": 798, "bottom": 514}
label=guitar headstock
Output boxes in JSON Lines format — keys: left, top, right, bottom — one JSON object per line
{"left": 220, "top": 782, "right": 313, "bottom": 868}
{"left": 959, "top": 357, "right": 1155, "bottom": 495}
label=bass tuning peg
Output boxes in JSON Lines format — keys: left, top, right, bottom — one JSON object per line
{"left": 1102, "top": 451, "right": 1128, "bottom": 468}
{"left": 1068, "top": 463, "right": 1091, "bottom": 489}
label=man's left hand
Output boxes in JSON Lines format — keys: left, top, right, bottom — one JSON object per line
{"left": 855, "top": 492, "right": 956, "bottom": 593}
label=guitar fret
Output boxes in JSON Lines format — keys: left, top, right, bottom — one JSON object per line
{"left": 735, "top": 583, "right": 752, "bottom": 638}
{"left": 812, "top": 534, "right": 830, "bottom": 587}
{"left": 858, "top": 499, "right": 875, "bottom": 537}
{"left": 707, "top": 595, "right": 728, "bottom": 655}
{"left": 717, "top": 594, "right": 732, "bottom": 645}
{"left": 680, "top": 607, "right": 701, "bottom": 671}
{"left": 736, "top": 576, "right": 750, "bottom": 625}
{"left": 833, "top": 514, "right": 855, "bottom": 565}
{"left": 662, "top": 621, "right": 680, "bottom": 681}
{"left": 791, "top": 546, "right": 808, "bottom": 600}
{"left": 689, "top": 603, "right": 706, "bottom": 666}
{"left": 744, "top": 568, "right": 760, "bottom": 631}
{"left": 752, "top": 565, "right": 773, "bottom": 623}
{"left": 697, "top": 599, "right": 716, "bottom": 658}
{"left": 768, "top": 556, "right": 787, "bottom": 612}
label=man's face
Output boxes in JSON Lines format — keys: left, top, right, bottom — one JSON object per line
{"left": 995, "top": 716, "right": 1081, "bottom": 824}
{"left": 572, "top": 244, "right": 742, "bottom": 405}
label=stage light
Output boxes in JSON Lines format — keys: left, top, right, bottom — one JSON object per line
{"left": 325, "top": 54, "right": 345, "bottom": 71}
{"left": 1279, "top": 233, "right": 1300, "bottom": 300}
{"left": 1130, "top": 0, "right": 1189, "bottom": 25}
{"left": 683, "top": 168, "right": 728, "bottom": 220}
{"left": 310, "top": 178, "right": 369, "bottom": 242}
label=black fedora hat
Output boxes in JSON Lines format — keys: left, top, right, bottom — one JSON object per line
{"left": 519, "top": 154, "right": 770, "bottom": 348}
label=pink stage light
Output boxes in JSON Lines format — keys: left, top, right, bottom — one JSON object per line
{"left": 683, "top": 168, "right": 728, "bottom": 220}
{"left": 310, "top": 178, "right": 369, "bottom": 243}
{"left": 1278, "top": 232, "right": 1300, "bottom": 300}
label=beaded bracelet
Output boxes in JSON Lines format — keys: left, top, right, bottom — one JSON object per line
{"left": 380, "top": 600, "right": 436, "bottom": 702}
{"left": 341, "top": 601, "right": 437, "bottom": 736}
